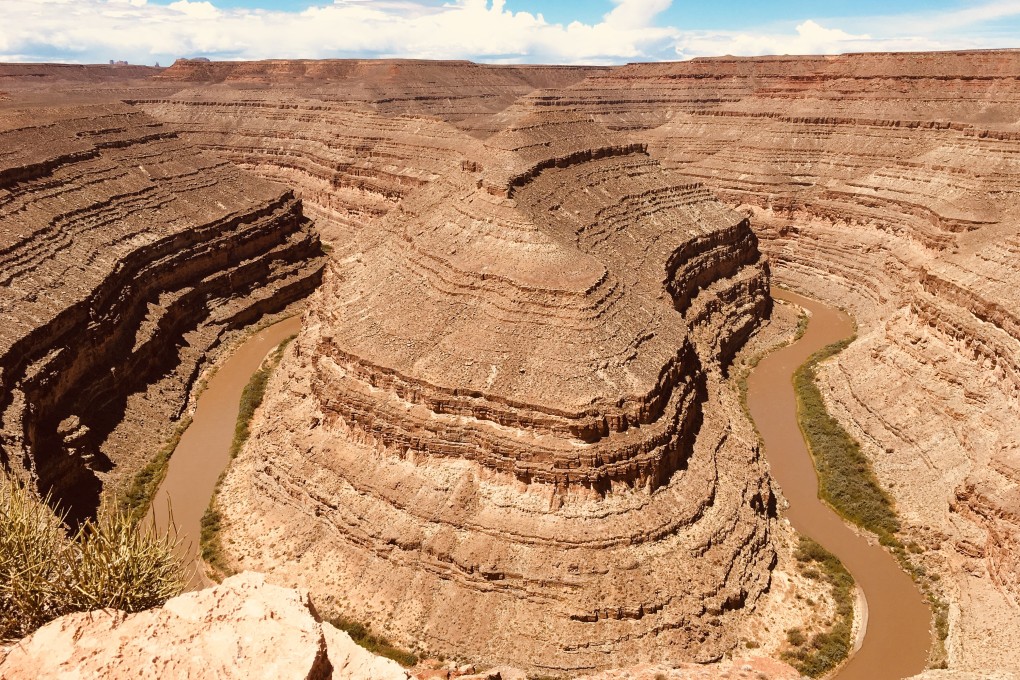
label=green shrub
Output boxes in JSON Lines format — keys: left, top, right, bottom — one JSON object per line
{"left": 118, "top": 416, "right": 192, "bottom": 523}
{"left": 783, "top": 537, "right": 854, "bottom": 678}
{"left": 794, "top": 339, "right": 899, "bottom": 541}
{"left": 1, "top": 473, "right": 185, "bottom": 641}
{"left": 327, "top": 614, "right": 419, "bottom": 667}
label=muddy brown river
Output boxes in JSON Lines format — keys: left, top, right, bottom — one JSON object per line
{"left": 152, "top": 315, "right": 302, "bottom": 588}
{"left": 150, "top": 290, "right": 929, "bottom": 673}
{"left": 747, "top": 288, "right": 931, "bottom": 679}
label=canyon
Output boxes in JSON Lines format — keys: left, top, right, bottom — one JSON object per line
{"left": 0, "top": 50, "right": 1018, "bottom": 677}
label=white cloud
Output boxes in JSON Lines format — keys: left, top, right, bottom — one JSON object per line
{"left": 0, "top": 0, "right": 1016, "bottom": 65}
{"left": 675, "top": 20, "right": 877, "bottom": 59}
{"left": 166, "top": 1, "right": 219, "bottom": 19}
{"left": 0, "top": 0, "right": 682, "bottom": 64}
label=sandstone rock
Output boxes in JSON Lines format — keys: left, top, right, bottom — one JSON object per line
{"left": 0, "top": 101, "right": 324, "bottom": 520}
{"left": 574, "top": 656, "right": 800, "bottom": 680}
{"left": 0, "top": 572, "right": 409, "bottom": 680}
{"left": 213, "top": 109, "right": 776, "bottom": 673}
{"left": 908, "top": 673, "right": 1020, "bottom": 680}
{"left": 323, "top": 622, "right": 411, "bottom": 680}
{"left": 3, "top": 51, "right": 1020, "bottom": 675}
{"left": 524, "top": 51, "right": 1020, "bottom": 673}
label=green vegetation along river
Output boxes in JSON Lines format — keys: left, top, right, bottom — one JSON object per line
{"left": 747, "top": 288, "right": 931, "bottom": 679}
{"left": 152, "top": 315, "right": 303, "bottom": 588}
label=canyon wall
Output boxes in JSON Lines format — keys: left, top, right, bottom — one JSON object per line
{"left": 212, "top": 111, "right": 778, "bottom": 673}
{"left": 124, "top": 52, "right": 1020, "bottom": 672}
{"left": 523, "top": 50, "right": 1020, "bottom": 672}
{"left": 2, "top": 52, "right": 1018, "bottom": 675}
{"left": 135, "top": 59, "right": 605, "bottom": 244}
{"left": 0, "top": 101, "right": 324, "bottom": 519}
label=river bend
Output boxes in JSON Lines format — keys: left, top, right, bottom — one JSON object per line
{"left": 153, "top": 316, "right": 302, "bottom": 588}
{"left": 747, "top": 288, "right": 930, "bottom": 679}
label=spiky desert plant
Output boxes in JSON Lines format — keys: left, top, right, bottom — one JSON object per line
{"left": 1, "top": 470, "right": 187, "bottom": 641}
{"left": 60, "top": 502, "right": 187, "bottom": 614}
{"left": 0, "top": 474, "right": 69, "bottom": 639}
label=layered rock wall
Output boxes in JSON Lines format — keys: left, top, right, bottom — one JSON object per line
{"left": 213, "top": 112, "right": 777, "bottom": 673}
{"left": 134, "top": 59, "right": 605, "bottom": 244}
{"left": 137, "top": 95, "right": 484, "bottom": 244}
{"left": 523, "top": 50, "right": 1020, "bottom": 671}
{"left": 4, "top": 52, "right": 1018, "bottom": 675}
{"left": 0, "top": 102, "right": 324, "bottom": 519}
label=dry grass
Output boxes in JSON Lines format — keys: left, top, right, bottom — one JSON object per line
{"left": 1, "top": 472, "right": 185, "bottom": 641}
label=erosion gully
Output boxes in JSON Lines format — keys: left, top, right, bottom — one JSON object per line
{"left": 747, "top": 288, "right": 930, "bottom": 679}
{"left": 152, "top": 315, "right": 302, "bottom": 589}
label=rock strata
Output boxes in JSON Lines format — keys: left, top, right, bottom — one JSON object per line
{"left": 0, "top": 102, "right": 324, "bottom": 518}
{"left": 526, "top": 50, "right": 1020, "bottom": 672}
{"left": 214, "top": 110, "right": 776, "bottom": 673}
{"left": 2, "top": 51, "right": 1019, "bottom": 675}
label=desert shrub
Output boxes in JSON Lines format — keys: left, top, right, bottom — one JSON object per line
{"left": 0, "top": 476, "right": 68, "bottom": 639}
{"left": 794, "top": 339, "right": 899, "bottom": 540}
{"left": 783, "top": 537, "right": 854, "bottom": 677}
{"left": 327, "top": 614, "right": 419, "bottom": 667}
{"left": 60, "top": 503, "right": 186, "bottom": 613}
{"left": 0, "top": 472, "right": 185, "bottom": 641}
{"left": 118, "top": 415, "right": 192, "bottom": 523}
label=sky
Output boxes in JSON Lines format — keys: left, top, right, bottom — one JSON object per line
{"left": 0, "top": 0, "right": 1018, "bottom": 65}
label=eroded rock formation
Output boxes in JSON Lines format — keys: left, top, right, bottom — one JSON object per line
{"left": 212, "top": 111, "right": 776, "bottom": 673}
{"left": 0, "top": 102, "right": 324, "bottom": 519}
{"left": 524, "top": 50, "right": 1020, "bottom": 671}
{"left": 2, "top": 51, "right": 1020, "bottom": 676}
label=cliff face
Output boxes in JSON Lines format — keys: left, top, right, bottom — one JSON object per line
{"left": 0, "top": 102, "right": 324, "bottom": 520}
{"left": 134, "top": 59, "right": 606, "bottom": 245}
{"left": 3, "top": 52, "right": 1018, "bottom": 675}
{"left": 154, "top": 58, "right": 606, "bottom": 131}
{"left": 522, "top": 50, "right": 1020, "bottom": 671}
{"left": 213, "top": 111, "right": 776, "bottom": 673}
{"left": 137, "top": 95, "right": 483, "bottom": 244}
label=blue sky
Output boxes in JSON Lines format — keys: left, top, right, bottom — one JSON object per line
{"left": 1, "top": 0, "right": 1018, "bottom": 65}
{"left": 193, "top": 0, "right": 979, "bottom": 28}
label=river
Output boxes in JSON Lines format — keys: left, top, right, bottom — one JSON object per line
{"left": 152, "top": 315, "right": 302, "bottom": 589}
{"left": 149, "top": 289, "right": 930, "bottom": 674}
{"left": 747, "top": 288, "right": 931, "bottom": 679}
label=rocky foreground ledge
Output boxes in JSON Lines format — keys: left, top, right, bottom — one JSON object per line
{"left": 0, "top": 572, "right": 803, "bottom": 680}
{"left": 0, "top": 573, "right": 407, "bottom": 680}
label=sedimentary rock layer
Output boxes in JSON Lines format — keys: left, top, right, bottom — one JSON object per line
{"left": 137, "top": 94, "right": 486, "bottom": 244}
{"left": 523, "top": 50, "right": 1020, "bottom": 671}
{"left": 134, "top": 59, "right": 605, "bottom": 244}
{"left": 0, "top": 102, "right": 324, "bottom": 519}
{"left": 4, "top": 51, "right": 1019, "bottom": 675}
{"left": 154, "top": 58, "right": 605, "bottom": 131}
{"left": 216, "top": 112, "right": 776, "bottom": 673}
